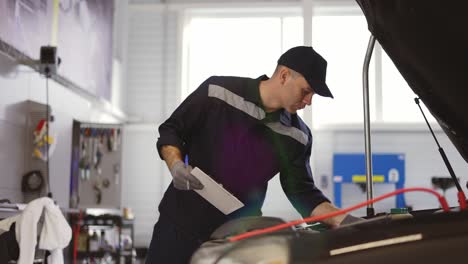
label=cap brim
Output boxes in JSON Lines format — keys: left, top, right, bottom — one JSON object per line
{"left": 308, "top": 79, "right": 334, "bottom": 98}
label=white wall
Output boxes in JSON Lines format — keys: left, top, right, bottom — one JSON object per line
{"left": 125, "top": 6, "right": 179, "bottom": 123}
{"left": 0, "top": 0, "right": 129, "bottom": 208}
{"left": 120, "top": 5, "right": 180, "bottom": 247}
{"left": 0, "top": 57, "right": 124, "bottom": 208}
{"left": 121, "top": 124, "right": 173, "bottom": 247}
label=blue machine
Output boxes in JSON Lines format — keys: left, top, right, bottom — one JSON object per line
{"left": 333, "top": 153, "right": 406, "bottom": 208}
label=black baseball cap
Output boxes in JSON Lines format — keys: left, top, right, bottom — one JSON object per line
{"left": 278, "top": 46, "right": 333, "bottom": 98}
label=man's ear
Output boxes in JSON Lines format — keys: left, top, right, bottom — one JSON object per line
{"left": 279, "top": 67, "right": 289, "bottom": 85}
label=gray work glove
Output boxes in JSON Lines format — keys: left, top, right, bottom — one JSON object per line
{"left": 340, "top": 214, "right": 366, "bottom": 226}
{"left": 170, "top": 160, "right": 204, "bottom": 190}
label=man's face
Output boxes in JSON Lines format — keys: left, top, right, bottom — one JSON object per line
{"left": 282, "top": 74, "right": 315, "bottom": 113}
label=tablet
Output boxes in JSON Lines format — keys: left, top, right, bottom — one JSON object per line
{"left": 191, "top": 167, "right": 244, "bottom": 215}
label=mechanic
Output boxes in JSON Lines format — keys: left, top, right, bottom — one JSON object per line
{"left": 146, "top": 46, "right": 361, "bottom": 264}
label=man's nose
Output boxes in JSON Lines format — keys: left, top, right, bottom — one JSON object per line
{"left": 303, "top": 93, "right": 313, "bottom": 105}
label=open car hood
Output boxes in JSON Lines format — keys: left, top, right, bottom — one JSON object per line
{"left": 356, "top": 0, "right": 468, "bottom": 162}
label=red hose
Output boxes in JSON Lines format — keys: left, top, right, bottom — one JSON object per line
{"left": 229, "top": 187, "right": 450, "bottom": 242}
{"left": 73, "top": 210, "right": 83, "bottom": 264}
{"left": 457, "top": 191, "right": 466, "bottom": 210}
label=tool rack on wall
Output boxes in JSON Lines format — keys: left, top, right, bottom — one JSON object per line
{"left": 70, "top": 120, "right": 123, "bottom": 209}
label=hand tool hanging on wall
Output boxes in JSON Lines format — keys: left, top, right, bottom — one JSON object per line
{"left": 102, "top": 178, "right": 110, "bottom": 189}
{"left": 78, "top": 132, "right": 89, "bottom": 180}
{"left": 106, "top": 129, "right": 113, "bottom": 152}
{"left": 116, "top": 128, "right": 121, "bottom": 151}
{"left": 87, "top": 128, "right": 95, "bottom": 181}
{"left": 93, "top": 183, "right": 102, "bottom": 205}
{"left": 113, "top": 163, "right": 120, "bottom": 185}
{"left": 95, "top": 148, "right": 102, "bottom": 175}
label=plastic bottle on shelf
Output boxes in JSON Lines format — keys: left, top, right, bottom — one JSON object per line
{"left": 77, "top": 226, "right": 89, "bottom": 252}
{"left": 88, "top": 231, "right": 100, "bottom": 252}
{"left": 100, "top": 230, "right": 112, "bottom": 251}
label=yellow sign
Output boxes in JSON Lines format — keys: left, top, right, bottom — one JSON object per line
{"left": 352, "top": 175, "right": 385, "bottom": 183}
